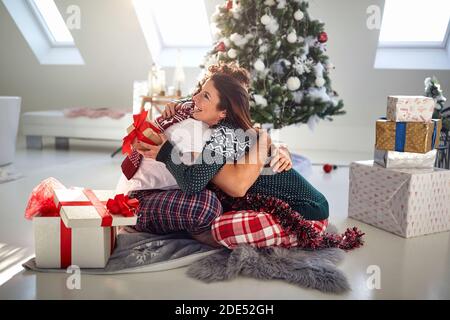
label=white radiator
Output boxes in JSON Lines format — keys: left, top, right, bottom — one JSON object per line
{"left": 0, "top": 97, "right": 21, "bottom": 166}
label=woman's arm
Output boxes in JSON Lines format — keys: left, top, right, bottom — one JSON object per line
{"left": 210, "top": 131, "right": 270, "bottom": 197}
{"left": 155, "top": 141, "right": 226, "bottom": 194}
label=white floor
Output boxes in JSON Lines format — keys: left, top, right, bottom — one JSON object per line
{"left": 0, "top": 137, "right": 449, "bottom": 299}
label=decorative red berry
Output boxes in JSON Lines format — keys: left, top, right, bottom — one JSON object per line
{"left": 226, "top": 0, "right": 233, "bottom": 10}
{"left": 323, "top": 164, "right": 333, "bottom": 173}
{"left": 215, "top": 41, "right": 226, "bottom": 52}
{"left": 318, "top": 32, "right": 328, "bottom": 43}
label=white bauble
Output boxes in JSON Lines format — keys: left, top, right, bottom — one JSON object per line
{"left": 287, "top": 32, "right": 297, "bottom": 43}
{"left": 261, "top": 14, "right": 272, "bottom": 25}
{"left": 264, "top": 0, "right": 276, "bottom": 6}
{"left": 253, "top": 94, "right": 268, "bottom": 107}
{"left": 230, "top": 33, "right": 248, "bottom": 48}
{"left": 287, "top": 77, "right": 301, "bottom": 91}
{"left": 223, "top": 38, "right": 231, "bottom": 47}
{"left": 227, "top": 48, "right": 237, "bottom": 59}
{"left": 315, "top": 77, "right": 326, "bottom": 87}
{"left": 254, "top": 59, "right": 266, "bottom": 72}
{"left": 294, "top": 10, "right": 304, "bottom": 21}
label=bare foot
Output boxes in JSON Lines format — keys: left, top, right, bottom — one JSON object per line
{"left": 191, "top": 230, "right": 223, "bottom": 248}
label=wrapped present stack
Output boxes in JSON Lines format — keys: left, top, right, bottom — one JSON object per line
{"left": 349, "top": 96, "right": 450, "bottom": 238}
{"left": 374, "top": 96, "right": 441, "bottom": 169}
{"left": 26, "top": 178, "right": 138, "bottom": 269}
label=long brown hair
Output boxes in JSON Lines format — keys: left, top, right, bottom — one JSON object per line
{"left": 210, "top": 72, "right": 254, "bottom": 131}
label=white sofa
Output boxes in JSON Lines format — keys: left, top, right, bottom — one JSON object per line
{"left": 0, "top": 97, "right": 21, "bottom": 166}
{"left": 21, "top": 110, "right": 133, "bottom": 150}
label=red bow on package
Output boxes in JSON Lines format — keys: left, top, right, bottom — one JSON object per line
{"left": 122, "top": 110, "right": 161, "bottom": 155}
{"left": 106, "top": 194, "right": 139, "bottom": 217}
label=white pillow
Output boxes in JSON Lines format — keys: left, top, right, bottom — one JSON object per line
{"left": 115, "top": 118, "right": 212, "bottom": 195}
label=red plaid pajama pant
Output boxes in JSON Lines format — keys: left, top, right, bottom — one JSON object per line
{"left": 130, "top": 189, "right": 328, "bottom": 249}
{"left": 129, "top": 189, "right": 223, "bottom": 235}
{"left": 212, "top": 211, "right": 328, "bottom": 249}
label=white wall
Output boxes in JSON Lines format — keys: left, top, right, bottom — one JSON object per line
{"left": 0, "top": 0, "right": 449, "bottom": 152}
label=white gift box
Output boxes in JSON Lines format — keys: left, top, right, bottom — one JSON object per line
{"left": 33, "top": 189, "right": 137, "bottom": 269}
{"left": 348, "top": 161, "right": 450, "bottom": 238}
{"left": 374, "top": 148, "right": 437, "bottom": 169}
{"left": 387, "top": 95, "right": 435, "bottom": 122}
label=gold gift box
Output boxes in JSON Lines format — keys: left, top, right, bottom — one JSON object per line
{"left": 375, "top": 119, "right": 442, "bottom": 154}
{"left": 126, "top": 122, "right": 163, "bottom": 146}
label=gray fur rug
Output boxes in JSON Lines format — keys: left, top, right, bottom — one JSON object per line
{"left": 187, "top": 225, "right": 351, "bottom": 294}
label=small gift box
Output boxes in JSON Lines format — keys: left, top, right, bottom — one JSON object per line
{"left": 348, "top": 161, "right": 450, "bottom": 238}
{"left": 33, "top": 189, "right": 138, "bottom": 269}
{"left": 375, "top": 119, "right": 442, "bottom": 153}
{"left": 122, "top": 110, "right": 163, "bottom": 155}
{"left": 374, "top": 149, "right": 437, "bottom": 169}
{"left": 387, "top": 96, "right": 435, "bottom": 122}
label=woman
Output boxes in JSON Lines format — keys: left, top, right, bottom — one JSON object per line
{"left": 133, "top": 63, "right": 363, "bottom": 250}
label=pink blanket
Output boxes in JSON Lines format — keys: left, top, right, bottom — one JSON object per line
{"left": 64, "top": 107, "right": 127, "bottom": 119}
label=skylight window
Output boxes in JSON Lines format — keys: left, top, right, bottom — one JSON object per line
{"left": 151, "top": 0, "right": 212, "bottom": 47}
{"left": 29, "top": 0, "right": 74, "bottom": 45}
{"left": 133, "top": 0, "right": 213, "bottom": 66}
{"left": 379, "top": 0, "right": 450, "bottom": 47}
{"left": 2, "top": 0, "right": 83, "bottom": 64}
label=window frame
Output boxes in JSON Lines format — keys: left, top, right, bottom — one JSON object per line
{"left": 2, "top": 0, "right": 84, "bottom": 65}
{"left": 27, "top": 0, "right": 75, "bottom": 48}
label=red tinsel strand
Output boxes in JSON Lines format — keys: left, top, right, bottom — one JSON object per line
{"left": 209, "top": 185, "right": 365, "bottom": 251}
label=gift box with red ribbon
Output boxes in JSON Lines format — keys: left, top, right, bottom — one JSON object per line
{"left": 122, "top": 110, "right": 163, "bottom": 156}
{"left": 33, "top": 189, "right": 138, "bottom": 269}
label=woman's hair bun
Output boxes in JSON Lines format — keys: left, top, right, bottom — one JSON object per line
{"left": 207, "top": 62, "right": 251, "bottom": 89}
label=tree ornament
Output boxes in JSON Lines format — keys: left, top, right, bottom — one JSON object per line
{"left": 315, "top": 77, "right": 326, "bottom": 87}
{"left": 261, "top": 14, "right": 272, "bottom": 25}
{"left": 254, "top": 59, "right": 266, "bottom": 72}
{"left": 294, "top": 10, "right": 304, "bottom": 21}
{"left": 227, "top": 48, "right": 237, "bottom": 59}
{"left": 215, "top": 42, "right": 226, "bottom": 52}
{"left": 264, "top": 0, "right": 276, "bottom": 6}
{"left": 287, "top": 32, "right": 297, "bottom": 43}
{"left": 253, "top": 94, "right": 268, "bottom": 107}
{"left": 318, "top": 32, "right": 328, "bottom": 43}
{"left": 226, "top": 0, "right": 233, "bottom": 10}
{"left": 323, "top": 164, "right": 338, "bottom": 173}
{"left": 287, "top": 77, "right": 301, "bottom": 91}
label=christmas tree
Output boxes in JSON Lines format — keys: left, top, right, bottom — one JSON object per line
{"left": 204, "top": 0, "right": 345, "bottom": 129}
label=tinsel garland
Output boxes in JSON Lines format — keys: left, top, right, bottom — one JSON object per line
{"left": 209, "top": 185, "right": 364, "bottom": 251}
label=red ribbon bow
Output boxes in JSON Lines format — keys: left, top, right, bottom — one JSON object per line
{"left": 106, "top": 194, "right": 139, "bottom": 217}
{"left": 122, "top": 110, "right": 161, "bottom": 155}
